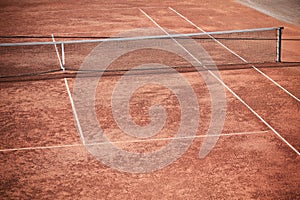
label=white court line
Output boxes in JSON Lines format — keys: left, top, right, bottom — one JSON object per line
{"left": 51, "top": 34, "right": 65, "bottom": 71}
{"left": 0, "top": 130, "right": 268, "bottom": 152}
{"left": 51, "top": 34, "right": 86, "bottom": 144}
{"left": 169, "top": 7, "right": 300, "bottom": 102}
{"left": 139, "top": 8, "right": 300, "bottom": 156}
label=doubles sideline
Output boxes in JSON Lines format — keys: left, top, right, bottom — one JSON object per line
{"left": 169, "top": 7, "right": 299, "bottom": 102}
{"left": 139, "top": 8, "right": 300, "bottom": 156}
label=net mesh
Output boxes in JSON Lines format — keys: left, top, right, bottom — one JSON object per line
{"left": 0, "top": 44, "right": 61, "bottom": 78}
{"left": 210, "top": 29, "right": 277, "bottom": 63}
{"left": 63, "top": 28, "right": 278, "bottom": 72}
{"left": 0, "top": 27, "right": 280, "bottom": 80}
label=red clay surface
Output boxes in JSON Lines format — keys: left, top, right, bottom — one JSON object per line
{"left": 0, "top": 0, "right": 299, "bottom": 199}
{"left": 236, "top": 0, "right": 300, "bottom": 26}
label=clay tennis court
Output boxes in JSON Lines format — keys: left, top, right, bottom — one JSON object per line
{"left": 0, "top": 0, "right": 299, "bottom": 199}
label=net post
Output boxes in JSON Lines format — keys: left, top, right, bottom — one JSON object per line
{"left": 61, "top": 42, "right": 65, "bottom": 67}
{"left": 277, "top": 27, "right": 284, "bottom": 62}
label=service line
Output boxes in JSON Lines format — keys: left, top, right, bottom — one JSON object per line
{"left": 0, "top": 130, "right": 269, "bottom": 152}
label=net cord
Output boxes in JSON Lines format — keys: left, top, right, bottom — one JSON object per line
{"left": 0, "top": 27, "right": 281, "bottom": 47}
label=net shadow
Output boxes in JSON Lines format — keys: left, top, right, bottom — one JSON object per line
{"left": 1, "top": 62, "right": 299, "bottom": 83}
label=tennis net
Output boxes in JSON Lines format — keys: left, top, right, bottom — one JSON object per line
{"left": 0, "top": 27, "right": 283, "bottom": 80}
